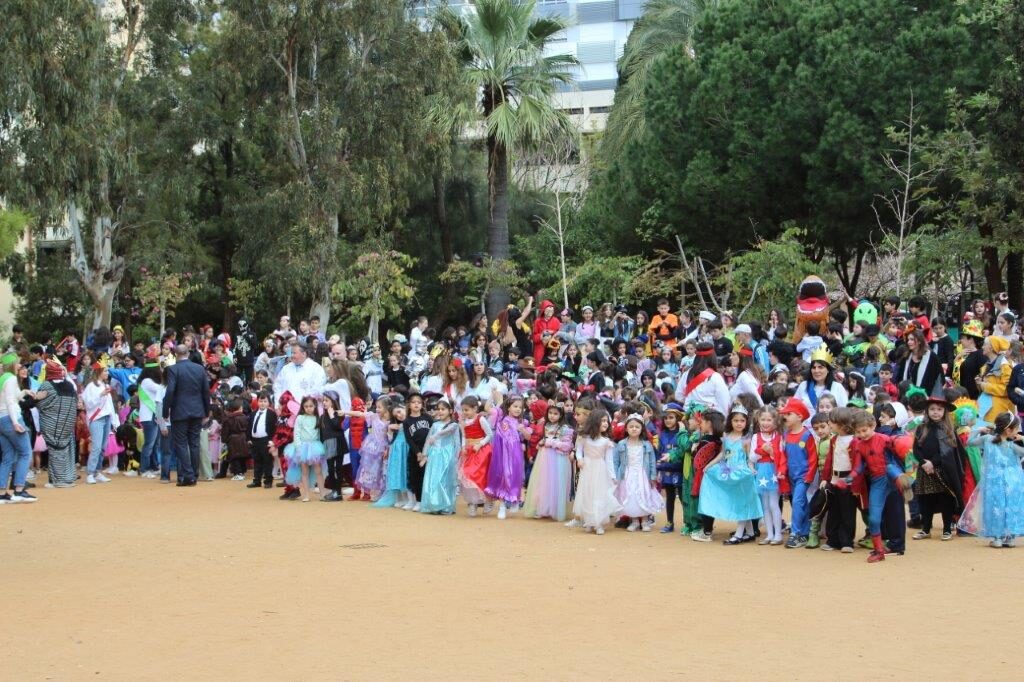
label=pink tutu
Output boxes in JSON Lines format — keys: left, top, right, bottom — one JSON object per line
{"left": 104, "top": 432, "right": 124, "bottom": 458}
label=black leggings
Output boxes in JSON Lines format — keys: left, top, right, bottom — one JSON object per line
{"left": 664, "top": 485, "right": 677, "bottom": 524}
{"left": 919, "top": 492, "right": 956, "bottom": 533}
{"left": 407, "top": 453, "right": 425, "bottom": 500}
{"left": 325, "top": 456, "right": 344, "bottom": 493}
{"left": 701, "top": 514, "right": 714, "bottom": 534}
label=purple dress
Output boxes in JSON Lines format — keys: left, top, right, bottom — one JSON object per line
{"left": 485, "top": 409, "right": 528, "bottom": 504}
{"left": 356, "top": 413, "right": 390, "bottom": 495}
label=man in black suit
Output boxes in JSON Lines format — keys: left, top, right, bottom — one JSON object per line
{"left": 163, "top": 344, "right": 211, "bottom": 486}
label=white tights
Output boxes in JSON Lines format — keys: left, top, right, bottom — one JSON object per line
{"left": 760, "top": 490, "right": 782, "bottom": 541}
{"left": 732, "top": 519, "right": 754, "bottom": 539}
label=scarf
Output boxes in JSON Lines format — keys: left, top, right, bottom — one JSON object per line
{"left": 902, "top": 350, "right": 933, "bottom": 388}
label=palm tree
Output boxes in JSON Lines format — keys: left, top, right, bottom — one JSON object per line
{"left": 600, "top": 0, "right": 717, "bottom": 162}
{"left": 434, "top": 0, "right": 578, "bottom": 317}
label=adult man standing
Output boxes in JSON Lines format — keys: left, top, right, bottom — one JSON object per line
{"left": 163, "top": 344, "right": 210, "bottom": 486}
{"left": 274, "top": 340, "right": 327, "bottom": 402}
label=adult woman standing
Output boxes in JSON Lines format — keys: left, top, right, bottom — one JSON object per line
{"left": 35, "top": 358, "right": 79, "bottom": 488}
{"left": 794, "top": 349, "right": 848, "bottom": 416}
{"left": 467, "top": 362, "right": 505, "bottom": 408}
{"left": 138, "top": 349, "right": 167, "bottom": 479}
{"left": 0, "top": 352, "right": 37, "bottom": 502}
{"left": 532, "top": 300, "right": 561, "bottom": 365}
{"left": 897, "top": 330, "right": 944, "bottom": 395}
{"left": 674, "top": 342, "right": 731, "bottom": 415}
{"left": 978, "top": 335, "right": 1013, "bottom": 423}
{"left": 82, "top": 363, "right": 117, "bottom": 485}
{"left": 729, "top": 347, "right": 764, "bottom": 406}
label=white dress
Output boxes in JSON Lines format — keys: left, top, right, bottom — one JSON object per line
{"left": 572, "top": 436, "right": 622, "bottom": 528}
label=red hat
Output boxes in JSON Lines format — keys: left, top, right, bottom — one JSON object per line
{"left": 91, "top": 361, "right": 103, "bottom": 372}
{"left": 778, "top": 398, "right": 810, "bottom": 422}
{"left": 44, "top": 358, "right": 66, "bottom": 381}
{"left": 145, "top": 343, "right": 160, "bottom": 361}
{"left": 540, "top": 299, "right": 555, "bottom": 312}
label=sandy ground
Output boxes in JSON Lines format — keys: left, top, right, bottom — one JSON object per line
{"left": 4, "top": 476, "right": 1023, "bottom": 681}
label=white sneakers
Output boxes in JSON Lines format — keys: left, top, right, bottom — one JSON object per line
{"left": 627, "top": 520, "right": 641, "bottom": 532}
{"left": 231, "top": 474, "right": 245, "bottom": 481}
{"left": 103, "top": 466, "right": 118, "bottom": 475}
{"left": 87, "top": 473, "right": 111, "bottom": 484}
{"left": 124, "top": 470, "right": 138, "bottom": 477}
{"left": 497, "top": 503, "right": 507, "bottom": 520}
{"left": 565, "top": 518, "right": 582, "bottom": 528}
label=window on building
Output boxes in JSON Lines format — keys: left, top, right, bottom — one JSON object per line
{"left": 559, "top": 107, "right": 584, "bottom": 115}
{"left": 589, "top": 105, "right": 612, "bottom": 114}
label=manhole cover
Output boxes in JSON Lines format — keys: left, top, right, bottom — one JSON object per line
{"left": 340, "top": 543, "right": 387, "bottom": 550}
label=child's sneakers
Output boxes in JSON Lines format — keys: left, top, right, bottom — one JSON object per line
{"left": 785, "top": 535, "right": 808, "bottom": 549}
{"left": 231, "top": 474, "right": 245, "bottom": 481}
{"left": 640, "top": 519, "right": 653, "bottom": 532}
{"left": 595, "top": 527, "right": 605, "bottom": 535}
{"left": 467, "top": 504, "right": 477, "bottom": 517}
{"left": 482, "top": 502, "right": 494, "bottom": 515}
{"left": 564, "top": 518, "right": 582, "bottom": 528}
{"left": 626, "top": 519, "right": 641, "bottom": 532}
{"left": 497, "top": 503, "right": 507, "bottom": 520}
{"left": 660, "top": 524, "right": 675, "bottom": 534}
{"left": 690, "top": 530, "right": 712, "bottom": 542}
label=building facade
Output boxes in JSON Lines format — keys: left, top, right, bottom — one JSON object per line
{"left": 413, "top": 0, "right": 644, "bottom": 134}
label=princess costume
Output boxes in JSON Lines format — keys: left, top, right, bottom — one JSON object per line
{"left": 284, "top": 413, "right": 325, "bottom": 485}
{"left": 372, "top": 427, "right": 409, "bottom": 508}
{"left": 958, "top": 432, "right": 1024, "bottom": 544}
{"left": 484, "top": 407, "right": 529, "bottom": 507}
{"left": 356, "top": 412, "right": 391, "bottom": 499}
{"left": 522, "top": 423, "right": 575, "bottom": 521}
{"left": 612, "top": 437, "right": 665, "bottom": 519}
{"left": 572, "top": 436, "right": 622, "bottom": 530}
{"left": 697, "top": 435, "right": 763, "bottom": 522}
{"left": 458, "top": 413, "right": 493, "bottom": 507}
{"left": 419, "top": 420, "right": 462, "bottom": 514}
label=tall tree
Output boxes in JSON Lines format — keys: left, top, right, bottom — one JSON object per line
{"left": 0, "top": 0, "right": 196, "bottom": 328}
{"left": 224, "top": 0, "right": 439, "bottom": 330}
{"left": 436, "top": 0, "right": 577, "bottom": 317}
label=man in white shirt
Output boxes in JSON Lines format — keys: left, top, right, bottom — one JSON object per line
{"left": 273, "top": 340, "right": 326, "bottom": 402}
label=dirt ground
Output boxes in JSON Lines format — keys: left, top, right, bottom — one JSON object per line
{"left": 4, "top": 477, "right": 1022, "bottom": 681}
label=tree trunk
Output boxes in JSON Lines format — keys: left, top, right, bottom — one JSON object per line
{"left": 434, "top": 170, "right": 460, "bottom": 321}
{"left": 308, "top": 212, "right": 338, "bottom": 330}
{"left": 1008, "top": 252, "right": 1023, "bottom": 313}
{"left": 68, "top": 198, "right": 123, "bottom": 331}
{"left": 555, "top": 193, "right": 569, "bottom": 310}
{"left": 485, "top": 137, "right": 511, "bottom": 318}
{"left": 978, "top": 224, "right": 1003, "bottom": 296}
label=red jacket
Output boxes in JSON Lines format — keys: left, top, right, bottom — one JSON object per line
{"left": 532, "top": 300, "right": 561, "bottom": 364}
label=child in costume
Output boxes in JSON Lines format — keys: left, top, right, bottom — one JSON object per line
{"left": 675, "top": 404, "right": 707, "bottom": 536}
{"left": 319, "top": 391, "right": 348, "bottom": 502}
{"left": 346, "top": 388, "right": 368, "bottom": 500}
{"left": 911, "top": 392, "right": 966, "bottom": 541}
{"left": 816, "top": 408, "right": 858, "bottom": 552}
{"left": 655, "top": 403, "right": 689, "bottom": 533}
{"left": 284, "top": 396, "right": 327, "bottom": 502}
{"left": 347, "top": 396, "right": 394, "bottom": 502}
{"left": 220, "top": 399, "right": 251, "bottom": 481}
{"left": 750, "top": 406, "right": 787, "bottom": 545}
{"left": 373, "top": 401, "right": 410, "bottom": 509}
{"left": 698, "top": 404, "right": 762, "bottom": 545}
{"left": 271, "top": 391, "right": 298, "bottom": 499}
{"left": 419, "top": 397, "right": 462, "bottom": 515}
{"left": 571, "top": 408, "right": 621, "bottom": 534}
{"left": 612, "top": 413, "right": 664, "bottom": 532}
{"left": 806, "top": 412, "right": 832, "bottom": 549}
{"left": 523, "top": 403, "right": 575, "bottom": 522}
{"left": 689, "top": 409, "right": 725, "bottom": 542}
{"left": 958, "top": 411, "right": 1024, "bottom": 547}
{"left": 485, "top": 394, "right": 532, "bottom": 519}
{"left": 953, "top": 398, "right": 983, "bottom": 504}
{"left": 779, "top": 398, "right": 815, "bottom": 548}
{"left": 458, "top": 395, "right": 494, "bottom": 517}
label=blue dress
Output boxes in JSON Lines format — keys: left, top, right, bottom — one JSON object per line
{"left": 958, "top": 435, "right": 1024, "bottom": 539}
{"left": 419, "top": 421, "right": 462, "bottom": 514}
{"left": 697, "top": 436, "right": 764, "bottom": 521}
{"left": 372, "top": 429, "right": 410, "bottom": 508}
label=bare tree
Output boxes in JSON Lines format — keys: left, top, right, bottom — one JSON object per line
{"left": 870, "top": 93, "right": 938, "bottom": 299}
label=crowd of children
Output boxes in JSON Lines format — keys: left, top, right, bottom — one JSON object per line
{"left": 5, "top": 294, "right": 1024, "bottom": 564}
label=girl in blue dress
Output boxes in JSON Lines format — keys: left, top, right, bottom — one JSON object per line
{"left": 697, "top": 403, "right": 763, "bottom": 544}
{"left": 372, "top": 402, "right": 410, "bottom": 509}
{"left": 419, "top": 398, "right": 462, "bottom": 515}
{"left": 284, "top": 397, "right": 326, "bottom": 502}
{"left": 958, "top": 411, "right": 1024, "bottom": 547}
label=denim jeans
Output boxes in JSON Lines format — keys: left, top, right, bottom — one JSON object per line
{"left": 789, "top": 478, "right": 811, "bottom": 537}
{"left": 87, "top": 416, "right": 112, "bottom": 474}
{"left": 140, "top": 420, "right": 163, "bottom": 473}
{"left": 0, "top": 414, "right": 33, "bottom": 490}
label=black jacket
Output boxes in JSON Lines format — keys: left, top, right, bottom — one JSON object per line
{"left": 248, "top": 408, "right": 277, "bottom": 440}
{"left": 896, "top": 352, "right": 945, "bottom": 395}
{"left": 929, "top": 335, "right": 955, "bottom": 375}
{"left": 163, "top": 359, "right": 211, "bottom": 420}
